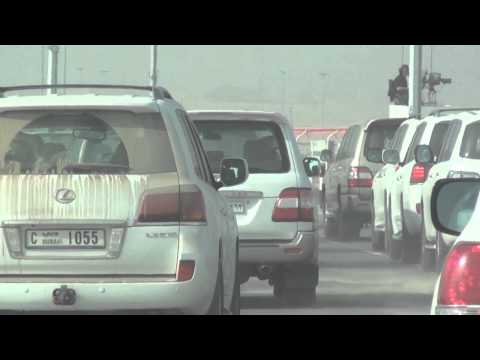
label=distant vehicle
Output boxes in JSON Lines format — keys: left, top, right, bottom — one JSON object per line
{"left": 420, "top": 111, "right": 480, "bottom": 272}
{"left": 321, "top": 118, "right": 405, "bottom": 241}
{"left": 0, "top": 84, "right": 246, "bottom": 315}
{"left": 384, "top": 114, "right": 454, "bottom": 265}
{"left": 295, "top": 128, "right": 346, "bottom": 207}
{"left": 191, "top": 111, "right": 321, "bottom": 305}
{"left": 430, "top": 178, "right": 480, "bottom": 315}
{"left": 371, "top": 118, "right": 418, "bottom": 251}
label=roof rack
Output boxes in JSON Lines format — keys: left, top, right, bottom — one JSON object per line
{"left": 0, "top": 84, "right": 173, "bottom": 101}
{"left": 427, "top": 107, "right": 480, "bottom": 117}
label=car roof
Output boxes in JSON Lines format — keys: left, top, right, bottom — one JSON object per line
{"left": 188, "top": 110, "right": 290, "bottom": 126}
{"left": 0, "top": 94, "right": 181, "bottom": 113}
{"left": 362, "top": 117, "right": 407, "bottom": 131}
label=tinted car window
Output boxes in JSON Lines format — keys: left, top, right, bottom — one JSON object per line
{"left": 460, "top": 120, "right": 480, "bottom": 159}
{"left": 0, "top": 110, "right": 176, "bottom": 174}
{"left": 438, "top": 120, "right": 462, "bottom": 162}
{"left": 335, "top": 128, "right": 353, "bottom": 161}
{"left": 364, "top": 122, "right": 399, "bottom": 157}
{"left": 429, "top": 121, "right": 451, "bottom": 158}
{"left": 392, "top": 125, "right": 408, "bottom": 152}
{"left": 405, "top": 122, "right": 426, "bottom": 163}
{"left": 194, "top": 120, "right": 289, "bottom": 174}
{"left": 338, "top": 125, "right": 360, "bottom": 161}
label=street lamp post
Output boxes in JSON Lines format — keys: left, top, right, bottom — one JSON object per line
{"left": 319, "top": 72, "right": 329, "bottom": 128}
{"left": 280, "top": 70, "right": 287, "bottom": 115}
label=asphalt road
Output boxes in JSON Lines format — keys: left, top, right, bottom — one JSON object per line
{"left": 240, "top": 229, "right": 438, "bottom": 315}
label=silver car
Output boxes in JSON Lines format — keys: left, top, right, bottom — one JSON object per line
{"left": 190, "top": 110, "right": 321, "bottom": 305}
{"left": 0, "top": 85, "right": 246, "bottom": 314}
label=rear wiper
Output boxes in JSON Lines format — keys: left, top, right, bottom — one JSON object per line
{"left": 62, "top": 163, "right": 130, "bottom": 174}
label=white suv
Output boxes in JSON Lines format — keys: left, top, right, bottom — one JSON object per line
{"left": 371, "top": 118, "right": 417, "bottom": 251}
{"left": 190, "top": 111, "right": 321, "bottom": 306}
{"left": 0, "top": 84, "right": 246, "bottom": 315}
{"left": 386, "top": 115, "right": 454, "bottom": 264}
{"left": 421, "top": 111, "right": 480, "bottom": 272}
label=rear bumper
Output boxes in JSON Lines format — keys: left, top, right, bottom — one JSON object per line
{"left": 239, "top": 231, "right": 318, "bottom": 264}
{"left": 0, "top": 273, "right": 215, "bottom": 314}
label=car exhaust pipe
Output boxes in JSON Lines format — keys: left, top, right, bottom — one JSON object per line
{"left": 257, "top": 265, "right": 273, "bottom": 280}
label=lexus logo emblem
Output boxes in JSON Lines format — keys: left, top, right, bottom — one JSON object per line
{"left": 55, "top": 189, "right": 76, "bottom": 204}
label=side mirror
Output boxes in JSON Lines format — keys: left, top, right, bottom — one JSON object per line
{"left": 219, "top": 158, "right": 249, "bottom": 187}
{"left": 382, "top": 149, "right": 400, "bottom": 165}
{"left": 320, "top": 149, "right": 332, "bottom": 163}
{"left": 366, "top": 148, "right": 383, "bottom": 163}
{"left": 303, "top": 157, "right": 323, "bottom": 177}
{"left": 432, "top": 178, "right": 480, "bottom": 236}
{"left": 415, "top": 144, "right": 434, "bottom": 164}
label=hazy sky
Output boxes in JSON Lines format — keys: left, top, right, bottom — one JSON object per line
{"left": 0, "top": 45, "right": 478, "bottom": 127}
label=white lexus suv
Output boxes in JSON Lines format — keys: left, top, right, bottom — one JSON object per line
{"left": 190, "top": 111, "right": 321, "bottom": 306}
{"left": 0, "top": 84, "right": 246, "bottom": 315}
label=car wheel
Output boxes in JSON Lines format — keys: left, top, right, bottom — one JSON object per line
{"left": 384, "top": 194, "right": 390, "bottom": 254}
{"left": 324, "top": 217, "right": 338, "bottom": 238}
{"left": 230, "top": 239, "right": 241, "bottom": 315}
{"left": 435, "top": 231, "right": 449, "bottom": 273}
{"left": 370, "top": 199, "right": 384, "bottom": 251}
{"left": 420, "top": 217, "right": 435, "bottom": 272}
{"left": 386, "top": 196, "right": 401, "bottom": 261}
{"left": 337, "top": 203, "right": 361, "bottom": 242}
{"left": 274, "top": 265, "right": 318, "bottom": 307}
{"left": 207, "top": 257, "right": 224, "bottom": 315}
{"left": 400, "top": 199, "right": 420, "bottom": 264}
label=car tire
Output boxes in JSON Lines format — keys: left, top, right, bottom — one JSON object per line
{"left": 230, "top": 239, "right": 241, "bottom": 315}
{"left": 207, "top": 256, "right": 224, "bottom": 315}
{"left": 400, "top": 199, "right": 420, "bottom": 264}
{"left": 386, "top": 196, "right": 401, "bottom": 261}
{"left": 273, "top": 265, "right": 318, "bottom": 307}
{"left": 337, "top": 203, "right": 361, "bottom": 242}
{"left": 324, "top": 217, "right": 338, "bottom": 238}
{"left": 370, "top": 199, "right": 384, "bottom": 251}
{"left": 435, "top": 231, "right": 449, "bottom": 273}
{"left": 384, "top": 194, "right": 390, "bottom": 255}
{"left": 420, "top": 218, "right": 436, "bottom": 272}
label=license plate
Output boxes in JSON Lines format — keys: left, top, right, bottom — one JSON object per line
{"left": 25, "top": 230, "right": 106, "bottom": 249}
{"left": 229, "top": 201, "right": 245, "bottom": 214}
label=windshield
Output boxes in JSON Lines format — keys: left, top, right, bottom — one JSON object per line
{"left": 194, "top": 120, "right": 289, "bottom": 174}
{"left": 0, "top": 110, "right": 176, "bottom": 174}
{"left": 364, "top": 122, "right": 400, "bottom": 155}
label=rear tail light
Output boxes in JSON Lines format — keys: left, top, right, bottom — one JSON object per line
{"left": 177, "top": 260, "right": 196, "bottom": 282}
{"left": 137, "top": 185, "right": 206, "bottom": 223}
{"left": 3, "top": 227, "right": 21, "bottom": 256}
{"left": 410, "top": 164, "right": 429, "bottom": 184}
{"left": 438, "top": 242, "right": 480, "bottom": 306}
{"left": 348, "top": 167, "right": 373, "bottom": 188}
{"left": 272, "top": 188, "right": 313, "bottom": 222}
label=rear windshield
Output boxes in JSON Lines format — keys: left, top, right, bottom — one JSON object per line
{"left": 0, "top": 110, "right": 176, "bottom": 175}
{"left": 363, "top": 122, "right": 400, "bottom": 156}
{"left": 460, "top": 120, "right": 480, "bottom": 160}
{"left": 194, "top": 120, "right": 290, "bottom": 174}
